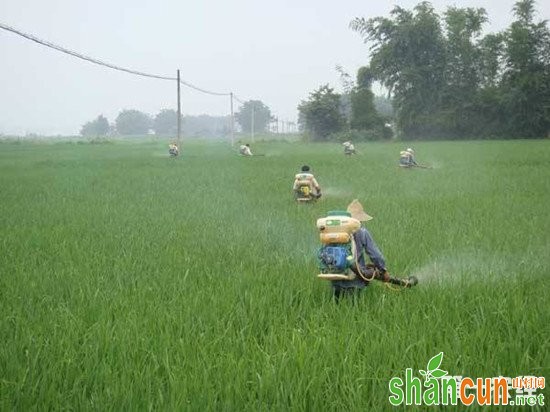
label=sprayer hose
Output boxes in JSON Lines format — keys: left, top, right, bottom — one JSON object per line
{"left": 351, "top": 236, "right": 375, "bottom": 283}
{"left": 351, "top": 234, "right": 409, "bottom": 290}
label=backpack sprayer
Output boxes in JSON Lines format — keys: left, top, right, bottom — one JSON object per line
{"left": 169, "top": 144, "right": 179, "bottom": 157}
{"left": 316, "top": 210, "right": 418, "bottom": 288}
{"left": 316, "top": 211, "right": 361, "bottom": 281}
{"left": 294, "top": 173, "right": 321, "bottom": 203}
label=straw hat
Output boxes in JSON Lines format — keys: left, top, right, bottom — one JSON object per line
{"left": 406, "top": 148, "right": 414, "bottom": 154}
{"left": 347, "top": 199, "right": 373, "bottom": 222}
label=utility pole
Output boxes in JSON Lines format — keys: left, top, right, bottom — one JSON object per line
{"left": 177, "top": 69, "right": 181, "bottom": 148}
{"left": 230, "top": 92, "right": 235, "bottom": 147}
{"left": 251, "top": 103, "right": 255, "bottom": 143}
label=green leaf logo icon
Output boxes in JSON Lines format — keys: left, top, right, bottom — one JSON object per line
{"left": 430, "top": 369, "right": 447, "bottom": 378}
{"left": 427, "top": 352, "right": 443, "bottom": 370}
{"left": 424, "top": 352, "right": 448, "bottom": 380}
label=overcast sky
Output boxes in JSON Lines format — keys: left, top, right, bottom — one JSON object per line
{"left": 1, "top": 0, "right": 549, "bottom": 135}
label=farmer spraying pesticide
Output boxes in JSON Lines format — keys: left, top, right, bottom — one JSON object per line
{"left": 239, "top": 143, "right": 253, "bottom": 156}
{"left": 316, "top": 199, "right": 417, "bottom": 301}
{"left": 293, "top": 165, "right": 322, "bottom": 202}
{"left": 399, "top": 147, "right": 431, "bottom": 169}
{"left": 237, "top": 143, "right": 267, "bottom": 157}
{"left": 343, "top": 141, "right": 356, "bottom": 156}
{"left": 399, "top": 148, "right": 417, "bottom": 168}
{"left": 168, "top": 142, "right": 179, "bottom": 157}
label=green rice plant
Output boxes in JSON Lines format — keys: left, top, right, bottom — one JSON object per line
{"left": 0, "top": 138, "right": 548, "bottom": 410}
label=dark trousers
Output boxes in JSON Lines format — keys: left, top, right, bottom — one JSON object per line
{"left": 332, "top": 286, "right": 363, "bottom": 303}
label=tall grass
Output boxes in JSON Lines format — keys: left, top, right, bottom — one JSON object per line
{"left": 1, "top": 139, "right": 548, "bottom": 410}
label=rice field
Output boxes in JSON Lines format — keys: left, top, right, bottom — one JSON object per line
{"left": 0, "top": 138, "right": 549, "bottom": 410}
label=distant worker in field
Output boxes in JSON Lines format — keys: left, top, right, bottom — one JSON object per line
{"left": 239, "top": 143, "right": 253, "bottom": 156}
{"left": 169, "top": 142, "right": 179, "bottom": 157}
{"left": 293, "top": 165, "right": 322, "bottom": 202}
{"left": 317, "top": 199, "right": 417, "bottom": 301}
{"left": 343, "top": 141, "right": 356, "bottom": 156}
{"left": 399, "top": 147, "right": 418, "bottom": 168}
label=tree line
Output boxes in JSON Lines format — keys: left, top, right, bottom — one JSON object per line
{"left": 81, "top": 101, "right": 273, "bottom": 138}
{"left": 81, "top": 110, "right": 225, "bottom": 137}
{"left": 299, "top": 0, "right": 550, "bottom": 140}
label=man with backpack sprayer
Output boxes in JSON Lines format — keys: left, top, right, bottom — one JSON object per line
{"left": 239, "top": 143, "right": 253, "bottom": 156}
{"left": 343, "top": 141, "right": 356, "bottom": 156}
{"left": 399, "top": 148, "right": 431, "bottom": 169}
{"left": 316, "top": 199, "right": 417, "bottom": 301}
{"left": 238, "top": 143, "right": 265, "bottom": 157}
{"left": 168, "top": 142, "right": 179, "bottom": 157}
{"left": 293, "top": 165, "right": 322, "bottom": 202}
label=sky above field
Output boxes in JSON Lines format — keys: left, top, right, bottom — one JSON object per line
{"left": 1, "top": 0, "right": 549, "bottom": 135}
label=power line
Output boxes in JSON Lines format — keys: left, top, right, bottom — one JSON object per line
{"left": 0, "top": 22, "right": 175, "bottom": 81}
{"left": 179, "top": 79, "right": 229, "bottom": 96}
{"left": 233, "top": 94, "right": 246, "bottom": 104}
{"left": 1, "top": 22, "right": 296, "bottom": 137}
{"left": 0, "top": 22, "right": 229, "bottom": 96}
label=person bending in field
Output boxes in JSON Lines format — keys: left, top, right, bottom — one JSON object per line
{"left": 399, "top": 147, "right": 418, "bottom": 168}
{"left": 169, "top": 142, "right": 179, "bottom": 157}
{"left": 332, "top": 200, "right": 417, "bottom": 301}
{"left": 239, "top": 143, "right": 253, "bottom": 156}
{"left": 293, "top": 165, "right": 322, "bottom": 201}
{"left": 343, "top": 141, "right": 356, "bottom": 156}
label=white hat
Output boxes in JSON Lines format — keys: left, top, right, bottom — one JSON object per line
{"left": 406, "top": 148, "right": 414, "bottom": 154}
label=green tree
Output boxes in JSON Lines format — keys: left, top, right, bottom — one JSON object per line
{"left": 374, "top": 95, "right": 394, "bottom": 119}
{"left": 153, "top": 109, "right": 183, "bottom": 136}
{"left": 441, "top": 7, "right": 488, "bottom": 137}
{"left": 350, "top": 66, "right": 384, "bottom": 131}
{"left": 182, "top": 115, "right": 230, "bottom": 138}
{"left": 335, "top": 65, "right": 355, "bottom": 126}
{"left": 351, "top": 2, "right": 447, "bottom": 139}
{"left": 298, "top": 85, "right": 345, "bottom": 141}
{"left": 500, "top": 0, "right": 550, "bottom": 137}
{"left": 351, "top": 0, "right": 550, "bottom": 139}
{"left": 80, "top": 115, "right": 110, "bottom": 136}
{"left": 115, "top": 110, "right": 151, "bottom": 135}
{"left": 478, "top": 33, "right": 505, "bottom": 89}
{"left": 235, "top": 100, "right": 272, "bottom": 134}
{"left": 472, "top": 32, "right": 507, "bottom": 137}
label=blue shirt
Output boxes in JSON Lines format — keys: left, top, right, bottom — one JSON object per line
{"left": 353, "top": 227, "right": 386, "bottom": 272}
{"left": 331, "top": 227, "right": 387, "bottom": 289}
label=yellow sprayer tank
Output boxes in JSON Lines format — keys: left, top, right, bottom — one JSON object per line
{"left": 316, "top": 211, "right": 360, "bottom": 245}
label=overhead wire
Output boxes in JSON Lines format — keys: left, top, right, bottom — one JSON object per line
{"left": 0, "top": 22, "right": 176, "bottom": 81}
{"left": 179, "top": 79, "right": 229, "bottom": 96}
{"left": 232, "top": 94, "right": 246, "bottom": 105}
{"left": 0, "top": 22, "right": 230, "bottom": 96}
{"left": 0, "top": 22, "right": 295, "bottom": 129}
